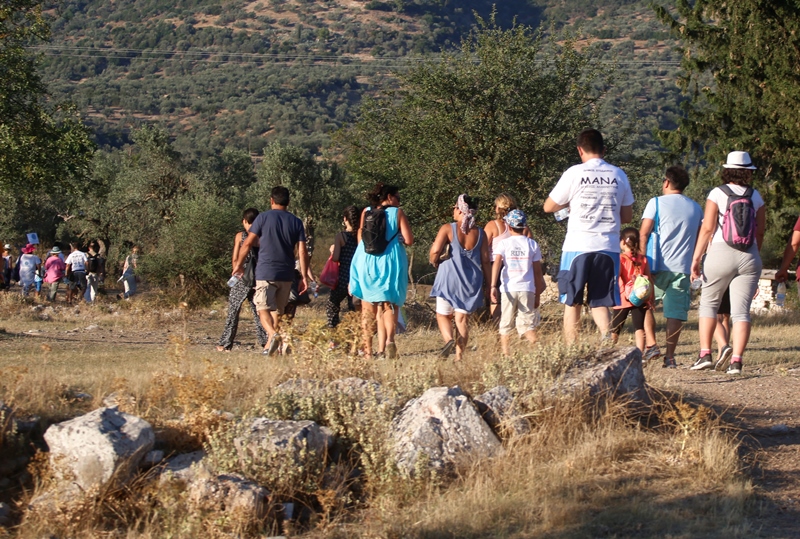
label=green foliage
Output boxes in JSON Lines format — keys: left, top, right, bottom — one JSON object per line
{"left": 338, "top": 15, "right": 619, "bottom": 252}
{"left": 0, "top": 0, "right": 94, "bottom": 194}
{"left": 653, "top": 0, "right": 800, "bottom": 260}
{"left": 252, "top": 142, "right": 348, "bottom": 253}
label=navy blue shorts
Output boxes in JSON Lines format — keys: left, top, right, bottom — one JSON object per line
{"left": 557, "top": 251, "right": 620, "bottom": 307}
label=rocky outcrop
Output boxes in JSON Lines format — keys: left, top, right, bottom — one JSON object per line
{"left": 392, "top": 386, "right": 502, "bottom": 475}
{"left": 43, "top": 407, "right": 154, "bottom": 492}
{"left": 558, "top": 346, "right": 649, "bottom": 405}
{"left": 473, "top": 386, "right": 530, "bottom": 437}
{"left": 234, "top": 419, "right": 334, "bottom": 467}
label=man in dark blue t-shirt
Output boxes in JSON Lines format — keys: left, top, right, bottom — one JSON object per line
{"left": 233, "top": 186, "right": 308, "bottom": 356}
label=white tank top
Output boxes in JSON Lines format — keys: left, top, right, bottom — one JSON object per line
{"left": 490, "top": 220, "right": 511, "bottom": 260}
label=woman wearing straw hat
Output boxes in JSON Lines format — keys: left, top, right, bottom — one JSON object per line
{"left": 44, "top": 246, "right": 67, "bottom": 302}
{"left": 689, "top": 151, "right": 766, "bottom": 375}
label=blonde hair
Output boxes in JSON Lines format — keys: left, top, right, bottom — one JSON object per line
{"left": 493, "top": 193, "right": 518, "bottom": 218}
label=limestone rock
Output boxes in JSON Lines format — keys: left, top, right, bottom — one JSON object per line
{"left": 559, "top": 346, "right": 649, "bottom": 405}
{"left": 159, "top": 450, "right": 208, "bottom": 484}
{"left": 186, "top": 472, "right": 269, "bottom": 520}
{"left": 392, "top": 386, "right": 502, "bottom": 475}
{"left": 234, "top": 419, "right": 334, "bottom": 466}
{"left": 473, "top": 386, "right": 531, "bottom": 437}
{"left": 43, "top": 407, "right": 155, "bottom": 492}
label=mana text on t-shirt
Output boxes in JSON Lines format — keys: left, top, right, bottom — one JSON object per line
{"left": 548, "top": 158, "right": 634, "bottom": 253}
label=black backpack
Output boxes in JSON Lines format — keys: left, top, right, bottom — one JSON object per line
{"left": 86, "top": 253, "right": 101, "bottom": 273}
{"left": 362, "top": 206, "right": 398, "bottom": 255}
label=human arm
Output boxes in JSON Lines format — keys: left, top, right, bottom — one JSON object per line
{"left": 690, "top": 200, "right": 719, "bottom": 281}
{"left": 533, "top": 260, "right": 544, "bottom": 308}
{"left": 428, "top": 224, "right": 451, "bottom": 267}
{"left": 296, "top": 241, "right": 309, "bottom": 295}
{"left": 397, "top": 208, "right": 414, "bottom": 246}
{"left": 232, "top": 232, "right": 259, "bottom": 276}
{"left": 480, "top": 230, "right": 492, "bottom": 296}
{"left": 490, "top": 255, "right": 503, "bottom": 304}
{"left": 755, "top": 205, "right": 766, "bottom": 252}
{"left": 620, "top": 205, "right": 633, "bottom": 224}
{"left": 332, "top": 232, "right": 344, "bottom": 262}
{"left": 356, "top": 208, "right": 367, "bottom": 244}
{"left": 231, "top": 231, "right": 243, "bottom": 271}
{"left": 639, "top": 218, "right": 654, "bottom": 256}
{"left": 776, "top": 230, "right": 800, "bottom": 282}
{"left": 543, "top": 197, "right": 567, "bottom": 213}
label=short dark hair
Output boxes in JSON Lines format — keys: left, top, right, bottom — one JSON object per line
{"left": 577, "top": 129, "right": 604, "bottom": 154}
{"left": 665, "top": 165, "right": 690, "bottom": 192}
{"left": 242, "top": 207, "right": 259, "bottom": 224}
{"left": 367, "top": 183, "right": 399, "bottom": 207}
{"left": 721, "top": 168, "right": 753, "bottom": 186}
{"left": 271, "top": 186, "right": 290, "bottom": 206}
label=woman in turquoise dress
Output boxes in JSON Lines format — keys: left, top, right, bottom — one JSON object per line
{"left": 349, "top": 183, "right": 414, "bottom": 360}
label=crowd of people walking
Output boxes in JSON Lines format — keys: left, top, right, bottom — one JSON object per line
{"left": 212, "top": 129, "right": 796, "bottom": 375}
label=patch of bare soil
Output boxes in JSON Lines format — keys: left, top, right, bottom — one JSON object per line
{"left": 648, "top": 365, "right": 800, "bottom": 538}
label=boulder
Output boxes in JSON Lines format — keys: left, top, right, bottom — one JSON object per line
{"left": 473, "top": 386, "right": 530, "bottom": 437}
{"left": 159, "top": 450, "right": 208, "bottom": 484}
{"left": 558, "top": 346, "right": 649, "bottom": 405}
{"left": 43, "top": 407, "right": 154, "bottom": 492}
{"left": 234, "top": 419, "right": 334, "bottom": 466}
{"left": 187, "top": 472, "right": 269, "bottom": 520}
{"left": 392, "top": 386, "right": 502, "bottom": 475}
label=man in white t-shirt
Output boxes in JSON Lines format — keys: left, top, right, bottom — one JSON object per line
{"left": 65, "top": 243, "right": 88, "bottom": 304}
{"left": 640, "top": 165, "right": 703, "bottom": 368}
{"left": 544, "top": 129, "right": 635, "bottom": 343}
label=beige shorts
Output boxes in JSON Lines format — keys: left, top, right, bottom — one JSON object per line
{"left": 499, "top": 290, "right": 541, "bottom": 336}
{"left": 435, "top": 297, "right": 469, "bottom": 316}
{"left": 254, "top": 280, "right": 292, "bottom": 313}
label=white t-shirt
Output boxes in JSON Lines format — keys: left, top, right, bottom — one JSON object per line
{"left": 706, "top": 184, "right": 764, "bottom": 245}
{"left": 495, "top": 235, "right": 542, "bottom": 293}
{"left": 65, "top": 250, "right": 88, "bottom": 271}
{"left": 548, "top": 158, "right": 635, "bottom": 253}
{"left": 19, "top": 254, "right": 41, "bottom": 284}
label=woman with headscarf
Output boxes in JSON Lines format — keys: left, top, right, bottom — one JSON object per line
{"left": 429, "top": 194, "right": 491, "bottom": 361}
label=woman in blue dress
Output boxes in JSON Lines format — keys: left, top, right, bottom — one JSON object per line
{"left": 349, "top": 183, "right": 414, "bottom": 360}
{"left": 429, "top": 194, "right": 492, "bottom": 361}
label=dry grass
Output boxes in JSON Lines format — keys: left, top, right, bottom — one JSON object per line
{"left": 0, "top": 290, "right": 793, "bottom": 537}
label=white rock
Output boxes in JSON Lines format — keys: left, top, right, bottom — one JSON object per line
{"left": 234, "top": 419, "right": 334, "bottom": 466}
{"left": 392, "top": 386, "right": 502, "bottom": 475}
{"left": 159, "top": 450, "right": 208, "bottom": 484}
{"left": 558, "top": 346, "right": 649, "bottom": 405}
{"left": 43, "top": 407, "right": 155, "bottom": 492}
{"left": 143, "top": 449, "right": 165, "bottom": 467}
{"left": 187, "top": 473, "right": 269, "bottom": 520}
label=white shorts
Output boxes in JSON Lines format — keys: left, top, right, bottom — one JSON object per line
{"left": 499, "top": 290, "right": 540, "bottom": 335}
{"left": 435, "top": 297, "right": 469, "bottom": 316}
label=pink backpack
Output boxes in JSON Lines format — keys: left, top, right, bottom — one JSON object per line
{"left": 718, "top": 185, "right": 756, "bottom": 251}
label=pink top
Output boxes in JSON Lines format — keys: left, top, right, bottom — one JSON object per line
{"left": 44, "top": 255, "right": 66, "bottom": 283}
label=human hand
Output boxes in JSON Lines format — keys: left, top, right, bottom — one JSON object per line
{"left": 776, "top": 269, "right": 789, "bottom": 283}
{"left": 490, "top": 287, "right": 498, "bottom": 304}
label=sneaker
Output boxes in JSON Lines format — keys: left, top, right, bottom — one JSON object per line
{"left": 263, "top": 334, "right": 282, "bottom": 356}
{"left": 662, "top": 357, "right": 677, "bottom": 369}
{"left": 715, "top": 345, "right": 733, "bottom": 371}
{"left": 440, "top": 339, "right": 456, "bottom": 358}
{"left": 690, "top": 354, "right": 713, "bottom": 371}
{"left": 644, "top": 345, "right": 662, "bottom": 362}
{"left": 726, "top": 361, "right": 743, "bottom": 375}
{"left": 386, "top": 341, "right": 398, "bottom": 360}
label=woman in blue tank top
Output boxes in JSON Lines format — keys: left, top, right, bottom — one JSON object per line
{"left": 429, "top": 194, "right": 492, "bottom": 362}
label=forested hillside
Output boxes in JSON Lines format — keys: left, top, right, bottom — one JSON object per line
{"left": 38, "top": 0, "right": 682, "bottom": 156}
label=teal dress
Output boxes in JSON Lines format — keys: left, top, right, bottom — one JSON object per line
{"left": 349, "top": 206, "right": 409, "bottom": 305}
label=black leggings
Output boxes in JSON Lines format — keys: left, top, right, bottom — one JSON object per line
{"left": 611, "top": 306, "right": 647, "bottom": 335}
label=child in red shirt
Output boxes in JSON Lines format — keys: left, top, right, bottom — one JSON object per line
{"left": 611, "top": 228, "right": 654, "bottom": 355}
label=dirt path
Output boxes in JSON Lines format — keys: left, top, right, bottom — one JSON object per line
{"left": 647, "top": 364, "right": 800, "bottom": 537}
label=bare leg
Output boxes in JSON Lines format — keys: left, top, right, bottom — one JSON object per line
{"left": 665, "top": 318, "right": 683, "bottom": 358}
{"left": 500, "top": 334, "right": 511, "bottom": 356}
{"left": 591, "top": 306, "right": 611, "bottom": 338}
{"left": 361, "top": 301, "right": 378, "bottom": 358}
{"left": 382, "top": 303, "right": 397, "bottom": 344}
{"left": 715, "top": 314, "right": 730, "bottom": 353}
{"left": 634, "top": 329, "right": 645, "bottom": 352}
{"left": 522, "top": 329, "right": 538, "bottom": 344}
{"left": 453, "top": 312, "right": 469, "bottom": 361}
{"left": 257, "top": 309, "right": 280, "bottom": 348}
{"left": 564, "top": 304, "right": 582, "bottom": 344}
{"left": 730, "top": 321, "right": 751, "bottom": 357}
{"left": 644, "top": 309, "right": 657, "bottom": 348}
{"left": 436, "top": 313, "right": 454, "bottom": 344}
{"left": 698, "top": 316, "right": 716, "bottom": 352}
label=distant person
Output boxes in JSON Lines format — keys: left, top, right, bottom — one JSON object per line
{"left": 429, "top": 194, "right": 491, "bottom": 362}
{"left": 690, "top": 151, "right": 765, "bottom": 375}
{"left": 349, "top": 183, "right": 414, "bottom": 360}
{"left": 640, "top": 165, "right": 704, "bottom": 368}
{"left": 775, "top": 213, "right": 800, "bottom": 301}
{"left": 84, "top": 241, "right": 105, "bottom": 303}
{"left": 18, "top": 244, "right": 41, "bottom": 297}
{"left": 490, "top": 210, "right": 545, "bottom": 356}
{"left": 44, "top": 246, "right": 66, "bottom": 302}
{"left": 610, "top": 228, "right": 654, "bottom": 356}
{"left": 217, "top": 208, "right": 268, "bottom": 352}
{"left": 65, "top": 242, "right": 88, "bottom": 304}
{"left": 120, "top": 246, "right": 139, "bottom": 299}
{"left": 2, "top": 244, "right": 12, "bottom": 290}
{"left": 326, "top": 205, "right": 360, "bottom": 329}
{"left": 232, "top": 186, "right": 309, "bottom": 356}
{"left": 483, "top": 193, "right": 532, "bottom": 322}
{"left": 544, "top": 129, "right": 634, "bottom": 344}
